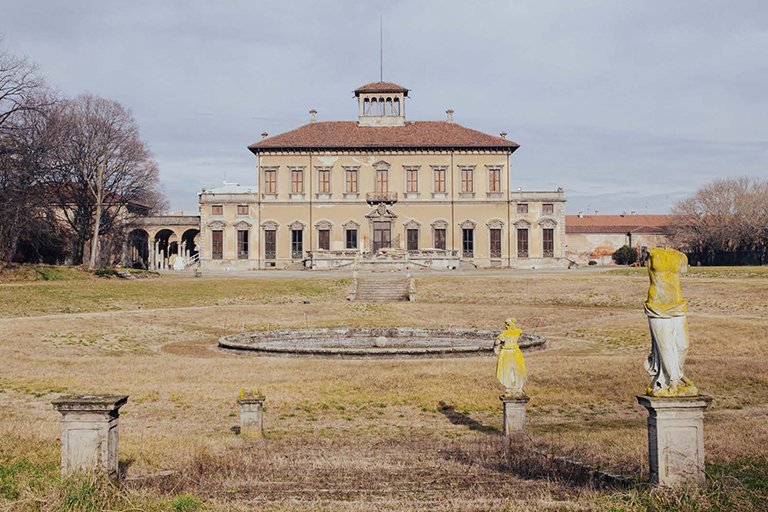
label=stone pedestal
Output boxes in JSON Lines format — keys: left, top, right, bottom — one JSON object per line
{"left": 51, "top": 395, "right": 128, "bottom": 479}
{"left": 637, "top": 395, "right": 712, "bottom": 486}
{"left": 238, "top": 396, "right": 265, "bottom": 439}
{"left": 500, "top": 395, "right": 529, "bottom": 438}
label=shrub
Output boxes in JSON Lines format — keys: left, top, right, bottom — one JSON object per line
{"left": 612, "top": 245, "right": 637, "bottom": 265}
{"left": 171, "top": 494, "right": 204, "bottom": 512}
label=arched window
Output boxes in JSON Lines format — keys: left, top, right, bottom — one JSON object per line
{"left": 393, "top": 98, "right": 400, "bottom": 116}
{"left": 386, "top": 98, "right": 393, "bottom": 115}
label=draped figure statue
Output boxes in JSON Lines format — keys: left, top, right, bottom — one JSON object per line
{"left": 644, "top": 247, "right": 698, "bottom": 397}
{"left": 494, "top": 318, "right": 527, "bottom": 398}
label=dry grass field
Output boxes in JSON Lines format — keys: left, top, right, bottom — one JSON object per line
{"left": 0, "top": 267, "right": 766, "bottom": 511}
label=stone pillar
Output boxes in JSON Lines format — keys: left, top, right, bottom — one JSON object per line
{"left": 51, "top": 395, "right": 128, "bottom": 480}
{"left": 637, "top": 395, "right": 712, "bottom": 486}
{"left": 238, "top": 395, "right": 265, "bottom": 440}
{"left": 500, "top": 395, "right": 529, "bottom": 438}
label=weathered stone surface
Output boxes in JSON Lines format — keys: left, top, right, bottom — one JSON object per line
{"left": 51, "top": 394, "right": 128, "bottom": 479}
{"left": 238, "top": 396, "right": 265, "bottom": 440}
{"left": 643, "top": 247, "right": 698, "bottom": 397}
{"left": 637, "top": 395, "right": 712, "bottom": 486}
{"left": 500, "top": 395, "right": 529, "bottom": 437}
{"left": 219, "top": 327, "right": 546, "bottom": 358}
{"left": 494, "top": 319, "right": 527, "bottom": 397}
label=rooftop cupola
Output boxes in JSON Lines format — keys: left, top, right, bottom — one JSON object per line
{"left": 355, "top": 81, "right": 408, "bottom": 127}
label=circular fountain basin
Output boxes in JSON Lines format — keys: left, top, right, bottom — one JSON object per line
{"left": 219, "top": 328, "right": 545, "bottom": 358}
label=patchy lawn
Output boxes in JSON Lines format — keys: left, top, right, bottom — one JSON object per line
{"left": 0, "top": 269, "right": 766, "bottom": 510}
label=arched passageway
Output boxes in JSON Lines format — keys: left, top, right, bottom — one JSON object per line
{"left": 152, "top": 229, "right": 177, "bottom": 270}
{"left": 126, "top": 229, "right": 150, "bottom": 269}
{"left": 181, "top": 229, "right": 200, "bottom": 261}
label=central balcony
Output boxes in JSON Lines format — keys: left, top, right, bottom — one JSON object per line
{"left": 366, "top": 192, "right": 398, "bottom": 205}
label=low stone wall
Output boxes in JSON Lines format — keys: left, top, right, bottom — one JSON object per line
{"left": 219, "top": 327, "right": 545, "bottom": 357}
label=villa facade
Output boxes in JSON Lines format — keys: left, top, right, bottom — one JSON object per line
{"left": 128, "top": 81, "right": 568, "bottom": 271}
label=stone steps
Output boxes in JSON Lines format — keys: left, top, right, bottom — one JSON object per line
{"left": 354, "top": 276, "right": 411, "bottom": 302}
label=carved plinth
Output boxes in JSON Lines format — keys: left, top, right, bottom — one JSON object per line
{"left": 500, "top": 395, "right": 529, "bottom": 438}
{"left": 51, "top": 395, "right": 128, "bottom": 479}
{"left": 637, "top": 395, "right": 712, "bottom": 486}
{"left": 238, "top": 396, "right": 265, "bottom": 440}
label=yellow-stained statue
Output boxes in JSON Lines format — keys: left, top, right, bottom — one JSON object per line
{"left": 494, "top": 318, "right": 527, "bottom": 398}
{"left": 644, "top": 247, "right": 698, "bottom": 397}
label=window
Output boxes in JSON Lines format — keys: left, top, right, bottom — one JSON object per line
{"left": 264, "top": 230, "right": 276, "bottom": 259}
{"left": 211, "top": 230, "right": 223, "bottom": 259}
{"left": 263, "top": 169, "right": 276, "bottom": 194}
{"left": 517, "top": 228, "right": 529, "bottom": 258}
{"left": 406, "top": 229, "right": 419, "bottom": 251}
{"left": 318, "top": 168, "right": 331, "bottom": 194}
{"left": 237, "top": 230, "right": 249, "bottom": 259}
{"left": 517, "top": 203, "right": 529, "bottom": 214}
{"left": 406, "top": 168, "right": 419, "bottom": 193}
{"left": 434, "top": 228, "right": 446, "bottom": 250}
{"left": 237, "top": 204, "right": 249, "bottom": 216}
{"left": 211, "top": 204, "right": 223, "bottom": 216}
{"left": 345, "top": 229, "right": 358, "bottom": 249}
{"left": 291, "top": 168, "right": 304, "bottom": 194}
{"left": 433, "top": 168, "right": 446, "bottom": 193}
{"left": 488, "top": 168, "right": 501, "bottom": 193}
{"left": 318, "top": 229, "right": 330, "bottom": 250}
{"left": 543, "top": 203, "right": 554, "bottom": 214}
{"left": 461, "top": 168, "right": 474, "bottom": 193}
{"left": 291, "top": 229, "right": 303, "bottom": 259}
{"left": 490, "top": 228, "right": 502, "bottom": 258}
{"left": 543, "top": 228, "right": 554, "bottom": 257}
{"left": 462, "top": 228, "right": 474, "bottom": 258}
{"left": 345, "top": 168, "right": 358, "bottom": 193}
{"left": 375, "top": 169, "right": 388, "bottom": 193}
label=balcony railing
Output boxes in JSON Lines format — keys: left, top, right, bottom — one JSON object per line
{"left": 366, "top": 192, "right": 398, "bottom": 205}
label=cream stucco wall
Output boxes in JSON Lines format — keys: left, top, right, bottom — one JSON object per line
{"left": 199, "top": 191, "right": 259, "bottom": 269}
{"left": 234, "top": 150, "right": 567, "bottom": 269}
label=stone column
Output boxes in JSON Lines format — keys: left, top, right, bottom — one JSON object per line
{"left": 500, "top": 395, "right": 529, "bottom": 438}
{"left": 238, "top": 395, "right": 265, "bottom": 440}
{"left": 51, "top": 395, "right": 128, "bottom": 480}
{"left": 637, "top": 395, "right": 712, "bottom": 486}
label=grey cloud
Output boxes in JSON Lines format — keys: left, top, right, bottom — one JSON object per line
{"left": 2, "top": 0, "right": 765, "bottom": 214}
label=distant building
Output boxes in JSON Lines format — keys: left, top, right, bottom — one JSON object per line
{"left": 565, "top": 214, "right": 673, "bottom": 264}
{"left": 127, "top": 81, "right": 569, "bottom": 271}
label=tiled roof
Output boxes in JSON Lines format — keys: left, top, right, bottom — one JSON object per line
{"left": 354, "top": 81, "right": 409, "bottom": 95}
{"left": 565, "top": 214, "right": 673, "bottom": 234}
{"left": 248, "top": 121, "right": 519, "bottom": 152}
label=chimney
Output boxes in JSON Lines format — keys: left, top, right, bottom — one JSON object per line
{"left": 445, "top": 109, "right": 454, "bottom": 123}
{"left": 261, "top": 132, "right": 268, "bottom": 139}
{"left": 499, "top": 131, "right": 507, "bottom": 139}
{"left": 309, "top": 109, "right": 317, "bottom": 123}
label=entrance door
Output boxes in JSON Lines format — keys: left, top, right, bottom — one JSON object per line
{"left": 372, "top": 221, "right": 391, "bottom": 252}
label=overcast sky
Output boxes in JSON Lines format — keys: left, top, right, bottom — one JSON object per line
{"left": 3, "top": 1, "right": 766, "bottom": 214}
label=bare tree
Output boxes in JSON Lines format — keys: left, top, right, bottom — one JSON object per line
{"left": 49, "top": 95, "right": 163, "bottom": 267}
{"left": 0, "top": 43, "right": 58, "bottom": 263}
{"left": 668, "top": 177, "right": 768, "bottom": 265}
{"left": 0, "top": 42, "right": 45, "bottom": 131}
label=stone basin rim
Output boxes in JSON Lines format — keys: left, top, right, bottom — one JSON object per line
{"left": 218, "top": 327, "right": 545, "bottom": 357}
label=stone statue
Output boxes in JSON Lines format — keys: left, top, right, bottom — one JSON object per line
{"left": 494, "top": 318, "right": 527, "bottom": 397}
{"left": 644, "top": 247, "right": 698, "bottom": 397}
